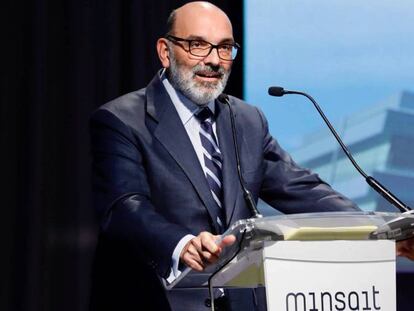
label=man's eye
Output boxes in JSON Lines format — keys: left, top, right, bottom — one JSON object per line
{"left": 219, "top": 44, "right": 232, "bottom": 52}
{"left": 190, "top": 41, "right": 209, "bottom": 49}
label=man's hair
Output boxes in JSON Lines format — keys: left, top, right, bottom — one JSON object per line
{"left": 166, "top": 9, "right": 177, "bottom": 36}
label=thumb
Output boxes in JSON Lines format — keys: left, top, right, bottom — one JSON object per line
{"left": 218, "top": 234, "right": 236, "bottom": 248}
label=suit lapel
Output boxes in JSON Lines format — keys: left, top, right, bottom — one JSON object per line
{"left": 146, "top": 75, "right": 222, "bottom": 233}
{"left": 215, "top": 100, "right": 240, "bottom": 226}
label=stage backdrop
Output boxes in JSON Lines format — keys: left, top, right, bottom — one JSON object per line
{"left": 2, "top": 1, "right": 242, "bottom": 311}
{"left": 243, "top": 1, "right": 414, "bottom": 309}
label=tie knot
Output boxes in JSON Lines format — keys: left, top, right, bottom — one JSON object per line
{"left": 195, "top": 107, "right": 213, "bottom": 122}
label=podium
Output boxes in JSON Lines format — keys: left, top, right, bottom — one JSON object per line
{"left": 167, "top": 211, "right": 414, "bottom": 311}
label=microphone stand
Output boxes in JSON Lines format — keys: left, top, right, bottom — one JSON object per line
{"left": 218, "top": 94, "right": 262, "bottom": 218}
{"left": 268, "top": 87, "right": 411, "bottom": 213}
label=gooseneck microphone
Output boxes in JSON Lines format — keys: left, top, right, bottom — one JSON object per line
{"left": 218, "top": 94, "right": 262, "bottom": 218}
{"left": 268, "top": 86, "right": 411, "bottom": 213}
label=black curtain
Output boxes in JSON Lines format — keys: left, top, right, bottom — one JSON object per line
{"left": 2, "top": 1, "right": 243, "bottom": 311}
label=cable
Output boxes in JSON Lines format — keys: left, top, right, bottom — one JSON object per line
{"left": 207, "top": 229, "right": 248, "bottom": 311}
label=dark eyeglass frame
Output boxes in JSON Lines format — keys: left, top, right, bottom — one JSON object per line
{"left": 165, "top": 35, "right": 240, "bottom": 61}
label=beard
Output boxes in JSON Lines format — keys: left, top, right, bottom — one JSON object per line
{"left": 166, "top": 48, "right": 231, "bottom": 106}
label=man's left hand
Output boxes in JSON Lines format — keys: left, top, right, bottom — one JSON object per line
{"left": 397, "top": 238, "right": 414, "bottom": 260}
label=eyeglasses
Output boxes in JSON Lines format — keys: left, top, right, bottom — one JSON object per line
{"left": 165, "top": 35, "right": 240, "bottom": 61}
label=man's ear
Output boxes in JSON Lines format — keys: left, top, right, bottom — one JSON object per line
{"left": 157, "top": 38, "right": 170, "bottom": 68}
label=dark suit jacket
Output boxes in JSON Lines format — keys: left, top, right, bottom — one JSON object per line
{"left": 89, "top": 73, "right": 358, "bottom": 311}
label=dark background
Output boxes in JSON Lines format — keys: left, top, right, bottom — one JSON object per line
{"left": 1, "top": 1, "right": 242, "bottom": 310}
{"left": 1, "top": 1, "right": 412, "bottom": 311}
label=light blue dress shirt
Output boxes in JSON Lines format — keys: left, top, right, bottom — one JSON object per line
{"left": 161, "top": 71, "right": 218, "bottom": 283}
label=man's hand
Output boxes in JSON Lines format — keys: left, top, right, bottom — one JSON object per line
{"left": 397, "top": 238, "right": 414, "bottom": 260}
{"left": 180, "top": 231, "right": 236, "bottom": 271}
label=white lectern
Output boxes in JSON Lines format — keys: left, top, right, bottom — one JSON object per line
{"left": 167, "top": 211, "right": 414, "bottom": 311}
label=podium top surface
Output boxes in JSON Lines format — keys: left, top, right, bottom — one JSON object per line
{"left": 166, "top": 211, "right": 414, "bottom": 289}
{"left": 224, "top": 210, "right": 414, "bottom": 241}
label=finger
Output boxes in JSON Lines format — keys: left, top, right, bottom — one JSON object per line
{"left": 194, "top": 234, "right": 221, "bottom": 263}
{"left": 396, "top": 242, "right": 403, "bottom": 254}
{"left": 187, "top": 236, "right": 219, "bottom": 264}
{"left": 190, "top": 236, "right": 203, "bottom": 252}
{"left": 396, "top": 240, "right": 414, "bottom": 260}
{"left": 180, "top": 238, "right": 203, "bottom": 266}
{"left": 199, "top": 232, "right": 220, "bottom": 254}
{"left": 396, "top": 249, "right": 403, "bottom": 256}
{"left": 182, "top": 244, "right": 205, "bottom": 270}
{"left": 183, "top": 255, "right": 205, "bottom": 271}
{"left": 200, "top": 250, "right": 220, "bottom": 263}
{"left": 187, "top": 244, "right": 204, "bottom": 265}
{"left": 219, "top": 234, "right": 236, "bottom": 248}
{"left": 186, "top": 237, "right": 205, "bottom": 260}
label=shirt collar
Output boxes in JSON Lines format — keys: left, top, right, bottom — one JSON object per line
{"left": 160, "top": 70, "right": 215, "bottom": 125}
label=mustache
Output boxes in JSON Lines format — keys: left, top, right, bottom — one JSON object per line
{"left": 192, "top": 64, "right": 226, "bottom": 76}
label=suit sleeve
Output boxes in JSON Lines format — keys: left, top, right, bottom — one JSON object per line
{"left": 255, "top": 108, "right": 359, "bottom": 213}
{"left": 90, "top": 108, "right": 190, "bottom": 278}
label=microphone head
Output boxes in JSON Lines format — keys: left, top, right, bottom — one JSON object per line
{"left": 268, "top": 86, "right": 285, "bottom": 97}
{"left": 218, "top": 93, "right": 230, "bottom": 103}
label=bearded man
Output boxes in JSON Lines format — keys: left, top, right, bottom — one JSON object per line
{"left": 89, "top": 2, "right": 362, "bottom": 311}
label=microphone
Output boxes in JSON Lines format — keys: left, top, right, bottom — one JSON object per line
{"left": 218, "top": 94, "right": 262, "bottom": 218}
{"left": 268, "top": 86, "right": 411, "bottom": 213}
{"left": 268, "top": 86, "right": 285, "bottom": 97}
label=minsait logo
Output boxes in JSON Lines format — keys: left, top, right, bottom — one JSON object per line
{"left": 285, "top": 285, "right": 381, "bottom": 311}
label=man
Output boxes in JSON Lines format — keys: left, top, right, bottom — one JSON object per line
{"left": 89, "top": 2, "right": 413, "bottom": 311}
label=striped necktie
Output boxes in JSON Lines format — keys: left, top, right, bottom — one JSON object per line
{"left": 196, "top": 107, "right": 226, "bottom": 231}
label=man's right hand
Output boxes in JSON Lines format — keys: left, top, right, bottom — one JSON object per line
{"left": 179, "top": 231, "right": 236, "bottom": 271}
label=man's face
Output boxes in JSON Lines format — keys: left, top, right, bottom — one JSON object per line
{"left": 167, "top": 43, "right": 231, "bottom": 106}
{"left": 165, "top": 5, "right": 235, "bottom": 106}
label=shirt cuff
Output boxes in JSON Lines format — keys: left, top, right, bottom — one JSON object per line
{"left": 165, "top": 234, "right": 195, "bottom": 284}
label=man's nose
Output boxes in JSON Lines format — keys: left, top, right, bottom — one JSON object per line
{"left": 203, "top": 47, "right": 221, "bottom": 66}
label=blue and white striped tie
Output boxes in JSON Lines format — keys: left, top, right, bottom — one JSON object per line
{"left": 196, "top": 107, "right": 226, "bottom": 231}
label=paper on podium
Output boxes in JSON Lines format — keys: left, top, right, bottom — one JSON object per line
{"left": 283, "top": 225, "right": 378, "bottom": 240}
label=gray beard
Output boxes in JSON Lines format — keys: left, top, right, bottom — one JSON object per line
{"left": 166, "top": 50, "right": 231, "bottom": 106}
